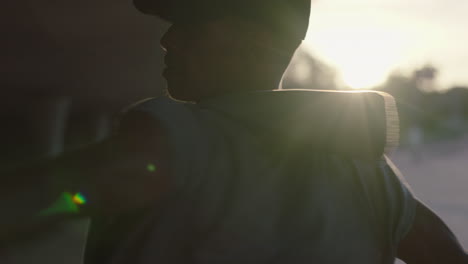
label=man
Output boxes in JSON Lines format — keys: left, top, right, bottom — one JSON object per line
{"left": 3, "top": 0, "right": 467, "bottom": 263}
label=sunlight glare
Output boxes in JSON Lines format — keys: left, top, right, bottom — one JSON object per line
{"left": 305, "top": 10, "right": 411, "bottom": 89}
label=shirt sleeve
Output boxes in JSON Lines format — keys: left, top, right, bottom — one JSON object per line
{"left": 382, "top": 155, "right": 418, "bottom": 244}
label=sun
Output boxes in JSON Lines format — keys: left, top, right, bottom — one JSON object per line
{"left": 337, "top": 50, "right": 398, "bottom": 89}
{"left": 304, "top": 12, "right": 410, "bottom": 89}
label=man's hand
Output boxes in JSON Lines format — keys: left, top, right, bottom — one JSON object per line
{"left": 397, "top": 201, "right": 468, "bottom": 264}
{"left": 2, "top": 111, "right": 172, "bottom": 218}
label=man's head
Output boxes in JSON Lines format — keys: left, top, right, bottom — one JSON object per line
{"left": 134, "top": 0, "right": 311, "bottom": 101}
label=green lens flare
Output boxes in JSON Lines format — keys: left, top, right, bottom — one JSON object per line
{"left": 37, "top": 192, "right": 87, "bottom": 217}
{"left": 72, "top": 192, "right": 87, "bottom": 205}
{"left": 38, "top": 192, "right": 79, "bottom": 216}
{"left": 147, "top": 163, "right": 157, "bottom": 172}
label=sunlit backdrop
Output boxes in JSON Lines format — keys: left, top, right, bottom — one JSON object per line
{"left": 304, "top": 0, "right": 468, "bottom": 90}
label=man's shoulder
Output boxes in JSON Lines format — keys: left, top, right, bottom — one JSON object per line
{"left": 121, "top": 96, "right": 194, "bottom": 114}
{"left": 280, "top": 89, "right": 400, "bottom": 157}
{"left": 199, "top": 89, "right": 400, "bottom": 158}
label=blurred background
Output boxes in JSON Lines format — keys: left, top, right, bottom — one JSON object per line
{"left": 286, "top": 2, "right": 468, "bottom": 260}
{"left": 1, "top": 0, "right": 467, "bottom": 263}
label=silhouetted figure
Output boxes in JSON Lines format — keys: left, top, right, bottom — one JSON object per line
{"left": 3, "top": 0, "right": 468, "bottom": 264}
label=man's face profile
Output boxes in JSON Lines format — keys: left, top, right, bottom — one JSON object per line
{"left": 134, "top": 0, "right": 310, "bottom": 101}
{"left": 160, "top": 16, "right": 279, "bottom": 102}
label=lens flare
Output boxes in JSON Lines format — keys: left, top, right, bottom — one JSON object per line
{"left": 72, "top": 192, "right": 87, "bottom": 205}
{"left": 147, "top": 163, "right": 157, "bottom": 172}
{"left": 38, "top": 192, "right": 78, "bottom": 216}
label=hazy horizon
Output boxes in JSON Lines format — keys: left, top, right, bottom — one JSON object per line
{"left": 304, "top": 0, "right": 468, "bottom": 90}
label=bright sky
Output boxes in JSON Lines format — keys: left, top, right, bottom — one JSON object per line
{"left": 304, "top": 0, "right": 468, "bottom": 90}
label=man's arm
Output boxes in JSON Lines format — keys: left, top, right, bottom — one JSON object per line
{"left": 3, "top": 111, "right": 172, "bottom": 217}
{"left": 397, "top": 200, "right": 468, "bottom": 264}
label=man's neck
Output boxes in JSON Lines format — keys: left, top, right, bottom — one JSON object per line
{"left": 196, "top": 77, "right": 282, "bottom": 101}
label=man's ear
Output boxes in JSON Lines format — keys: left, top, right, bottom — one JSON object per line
{"left": 244, "top": 23, "right": 301, "bottom": 64}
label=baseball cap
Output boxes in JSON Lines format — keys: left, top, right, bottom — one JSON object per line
{"left": 133, "top": 0, "right": 311, "bottom": 40}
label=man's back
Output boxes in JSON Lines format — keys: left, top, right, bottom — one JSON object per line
{"left": 103, "top": 90, "right": 414, "bottom": 263}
